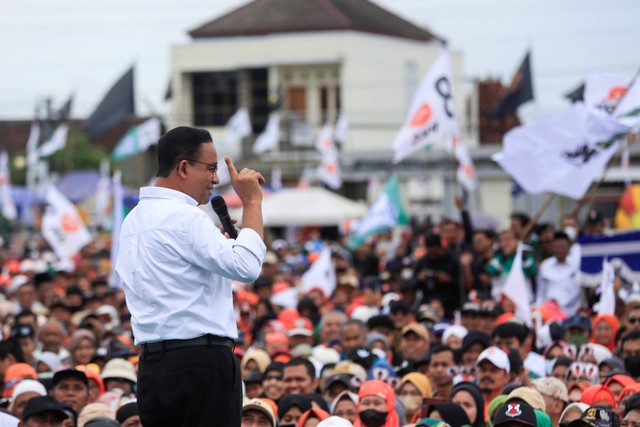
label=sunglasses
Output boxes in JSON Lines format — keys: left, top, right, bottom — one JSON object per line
{"left": 629, "top": 318, "right": 640, "bottom": 324}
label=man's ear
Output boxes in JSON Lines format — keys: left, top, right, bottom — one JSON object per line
{"left": 177, "top": 160, "right": 188, "bottom": 178}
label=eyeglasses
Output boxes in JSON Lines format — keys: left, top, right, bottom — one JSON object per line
{"left": 629, "top": 318, "right": 640, "bottom": 324}
{"left": 183, "top": 158, "right": 218, "bottom": 176}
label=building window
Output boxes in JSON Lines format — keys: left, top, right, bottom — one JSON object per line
{"left": 192, "top": 72, "right": 237, "bottom": 126}
{"left": 248, "top": 68, "right": 269, "bottom": 133}
{"left": 320, "top": 86, "right": 329, "bottom": 123}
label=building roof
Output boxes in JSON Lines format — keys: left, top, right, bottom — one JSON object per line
{"left": 189, "top": 0, "right": 441, "bottom": 42}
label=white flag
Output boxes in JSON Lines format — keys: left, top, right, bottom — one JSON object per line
{"left": 334, "top": 114, "right": 349, "bottom": 144}
{"left": 614, "top": 76, "right": 640, "bottom": 130}
{"left": 42, "top": 184, "right": 92, "bottom": 259}
{"left": 112, "top": 118, "right": 161, "bottom": 161}
{"left": 253, "top": 113, "right": 280, "bottom": 155}
{"left": 316, "top": 148, "right": 342, "bottom": 190}
{"left": 493, "top": 102, "right": 630, "bottom": 200}
{"left": 224, "top": 108, "right": 252, "bottom": 147}
{"left": 26, "top": 122, "right": 41, "bottom": 167}
{"left": 0, "top": 151, "right": 17, "bottom": 221}
{"left": 315, "top": 123, "right": 335, "bottom": 154}
{"left": 297, "top": 166, "right": 315, "bottom": 189}
{"left": 584, "top": 73, "right": 630, "bottom": 113}
{"left": 451, "top": 133, "right": 478, "bottom": 191}
{"left": 393, "top": 50, "right": 458, "bottom": 163}
{"left": 95, "top": 159, "right": 111, "bottom": 229}
{"left": 270, "top": 287, "right": 298, "bottom": 309}
{"left": 109, "top": 170, "right": 124, "bottom": 287}
{"left": 597, "top": 259, "right": 616, "bottom": 315}
{"left": 216, "top": 157, "right": 231, "bottom": 186}
{"left": 502, "top": 242, "right": 532, "bottom": 326}
{"left": 301, "top": 246, "right": 336, "bottom": 297}
{"left": 38, "top": 124, "right": 69, "bottom": 157}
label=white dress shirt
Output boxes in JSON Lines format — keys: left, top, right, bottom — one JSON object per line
{"left": 537, "top": 255, "right": 581, "bottom": 317}
{"left": 115, "top": 187, "right": 266, "bottom": 344}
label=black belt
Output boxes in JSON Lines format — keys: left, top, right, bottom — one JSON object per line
{"left": 142, "top": 334, "right": 234, "bottom": 354}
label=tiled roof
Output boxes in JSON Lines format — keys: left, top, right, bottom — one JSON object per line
{"left": 189, "top": 0, "right": 441, "bottom": 42}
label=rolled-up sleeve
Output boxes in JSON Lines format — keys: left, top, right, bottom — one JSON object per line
{"left": 185, "top": 211, "right": 266, "bottom": 283}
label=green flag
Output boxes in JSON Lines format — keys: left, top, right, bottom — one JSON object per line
{"left": 349, "top": 175, "right": 408, "bottom": 248}
{"left": 111, "top": 118, "right": 161, "bottom": 161}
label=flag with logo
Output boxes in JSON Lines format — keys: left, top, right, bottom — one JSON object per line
{"left": 334, "top": 114, "right": 349, "bottom": 144}
{"left": 393, "top": 50, "right": 458, "bottom": 163}
{"left": 502, "top": 242, "right": 532, "bottom": 326}
{"left": 578, "top": 230, "right": 640, "bottom": 287}
{"left": 253, "top": 113, "right": 280, "bottom": 155}
{"left": 223, "top": 108, "right": 252, "bottom": 147}
{"left": 493, "top": 102, "right": 630, "bottom": 199}
{"left": 38, "top": 124, "right": 69, "bottom": 157}
{"left": 450, "top": 133, "right": 478, "bottom": 191}
{"left": 301, "top": 246, "right": 336, "bottom": 297}
{"left": 111, "top": 117, "right": 161, "bottom": 161}
{"left": 491, "top": 51, "right": 534, "bottom": 119}
{"left": 349, "top": 175, "right": 408, "bottom": 248}
{"left": 315, "top": 123, "right": 335, "bottom": 154}
{"left": 613, "top": 75, "right": 640, "bottom": 129}
{"left": 0, "top": 151, "right": 17, "bottom": 221}
{"left": 109, "top": 170, "right": 124, "bottom": 287}
{"left": 42, "top": 184, "right": 92, "bottom": 259}
{"left": 583, "top": 73, "right": 630, "bottom": 113}
{"left": 316, "top": 147, "right": 342, "bottom": 190}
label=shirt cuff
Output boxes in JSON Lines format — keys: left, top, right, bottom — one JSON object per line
{"left": 236, "top": 227, "right": 267, "bottom": 258}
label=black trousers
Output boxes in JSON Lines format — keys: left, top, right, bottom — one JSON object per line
{"left": 137, "top": 343, "right": 241, "bottom": 427}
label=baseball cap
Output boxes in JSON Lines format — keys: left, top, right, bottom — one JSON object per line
{"left": 115, "top": 401, "right": 138, "bottom": 424}
{"left": 324, "top": 374, "right": 353, "bottom": 393}
{"left": 22, "top": 396, "right": 68, "bottom": 422}
{"left": 461, "top": 302, "right": 481, "bottom": 314}
{"left": 477, "top": 346, "right": 511, "bottom": 374}
{"left": 84, "top": 417, "right": 120, "bottom": 427}
{"left": 11, "top": 379, "right": 47, "bottom": 400}
{"left": 401, "top": 323, "right": 429, "bottom": 341}
{"left": 416, "top": 305, "right": 440, "bottom": 323}
{"left": 493, "top": 399, "right": 537, "bottom": 427}
{"left": 242, "top": 398, "right": 276, "bottom": 427}
{"left": 287, "top": 318, "right": 314, "bottom": 337}
{"left": 101, "top": 358, "right": 137, "bottom": 384}
{"left": 564, "top": 315, "right": 591, "bottom": 331}
{"left": 11, "top": 324, "right": 35, "bottom": 339}
{"left": 568, "top": 407, "right": 620, "bottom": 427}
{"left": 53, "top": 368, "right": 89, "bottom": 387}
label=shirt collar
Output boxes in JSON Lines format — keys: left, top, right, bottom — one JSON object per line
{"left": 139, "top": 186, "right": 199, "bottom": 206}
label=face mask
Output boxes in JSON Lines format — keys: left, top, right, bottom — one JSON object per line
{"left": 568, "top": 334, "right": 588, "bottom": 347}
{"left": 399, "top": 396, "right": 422, "bottom": 414}
{"left": 564, "top": 226, "right": 577, "bottom": 241}
{"left": 359, "top": 409, "right": 388, "bottom": 427}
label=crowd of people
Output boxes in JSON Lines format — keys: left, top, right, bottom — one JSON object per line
{"left": 0, "top": 198, "right": 637, "bottom": 427}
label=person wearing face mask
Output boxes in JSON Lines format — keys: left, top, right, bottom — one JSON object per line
{"left": 354, "top": 380, "right": 400, "bottom": 427}
{"left": 398, "top": 372, "right": 433, "bottom": 424}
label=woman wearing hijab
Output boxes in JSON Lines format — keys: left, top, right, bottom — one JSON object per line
{"left": 590, "top": 314, "right": 620, "bottom": 352}
{"left": 240, "top": 348, "right": 272, "bottom": 377}
{"left": 451, "top": 382, "right": 485, "bottom": 427}
{"left": 279, "top": 395, "right": 313, "bottom": 427}
{"left": 558, "top": 402, "right": 589, "bottom": 426}
{"left": 332, "top": 391, "right": 359, "bottom": 425}
{"left": 617, "top": 383, "right": 640, "bottom": 418}
{"left": 579, "top": 384, "right": 616, "bottom": 408}
{"left": 298, "top": 408, "right": 331, "bottom": 427}
{"left": 354, "top": 380, "right": 400, "bottom": 427}
{"left": 426, "top": 402, "right": 471, "bottom": 426}
{"left": 398, "top": 372, "right": 433, "bottom": 424}
{"left": 603, "top": 374, "right": 636, "bottom": 400}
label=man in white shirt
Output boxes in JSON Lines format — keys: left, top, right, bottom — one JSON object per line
{"left": 116, "top": 126, "right": 266, "bottom": 427}
{"left": 537, "top": 231, "right": 581, "bottom": 317}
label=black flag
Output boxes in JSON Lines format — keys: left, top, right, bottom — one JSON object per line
{"left": 83, "top": 67, "right": 134, "bottom": 139}
{"left": 490, "top": 51, "right": 534, "bottom": 119}
{"left": 565, "top": 83, "right": 585, "bottom": 104}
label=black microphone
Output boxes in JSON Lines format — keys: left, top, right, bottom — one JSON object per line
{"left": 211, "top": 195, "right": 238, "bottom": 239}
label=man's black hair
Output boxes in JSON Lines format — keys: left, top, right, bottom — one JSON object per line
{"left": 157, "top": 127, "right": 212, "bottom": 177}
{"left": 428, "top": 344, "right": 455, "bottom": 361}
{"left": 553, "top": 231, "right": 570, "bottom": 242}
{"left": 14, "top": 310, "right": 37, "bottom": 326}
{"left": 510, "top": 212, "right": 531, "bottom": 228}
{"left": 91, "top": 279, "right": 108, "bottom": 289}
{"left": 367, "top": 315, "right": 395, "bottom": 331}
{"left": 474, "top": 229, "right": 496, "bottom": 240}
{"left": 492, "top": 322, "right": 529, "bottom": 345}
{"left": 624, "top": 392, "right": 640, "bottom": 417}
{"left": 621, "top": 331, "right": 640, "bottom": 349}
{"left": 0, "top": 339, "right": 25, "bottom": 363}
{"left": 284, "top": 357, "right": 316, "bottom": 381}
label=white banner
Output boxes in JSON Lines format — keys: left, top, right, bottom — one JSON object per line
{"left": 316, "top": 148, "right": 342, "bottom": 190}
{"left": 502, "top": 242, "right": 532, "bottom": 326}
{"left": 42, "top": 184, "right": 92, "bottom": 259}
{"left": 393, "top": 50, "right": 458, "bottom": 163}
{"left": 493, "top": 103, "right": 630, "bottom": 199}
{"left": 614, "top": 76, "right": 640, "bottom": 130}
{"left": 253, "top": 113, "right": 280, "bottom": 155}
{"left": 315, "top": 123, "right": 335, "bottom": 154}
{"left": 334, "top": 114, "right": 349, "bottom": 144}
{"left": 451, "top": 133, "right": 478, "bottom": 192}
{"left": 597, "top": 259, "right": 615, "bottom": 315}
{"left": 584, "top": 73, "right": 630, "bottom": 113}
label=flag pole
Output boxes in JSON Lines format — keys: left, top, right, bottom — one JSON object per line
{"left": 520, "top": 193, "right": 556, "bottom": 240}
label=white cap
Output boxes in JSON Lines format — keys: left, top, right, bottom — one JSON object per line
{"left": 35, "top": 351, "right": 63, "bottom": 372}
{"left": 442, "top": 325, "right": 468, "bottom": 343}
{"left": 318, "top": 416, "right": 354, "bottom": 427}
{"left": 8, "top": 275, "right": 29, "bottom": 294}
{"left": 477, "top": 346, "right": 510, "bottom": 374}
{"left": 242, "top": 398, "right": 276, "bottom": 427}
{"left": 11, "top": 379, "right": 47, "bottom": 399}
{"left": 101, "top": 358, "right": 137, "bottom": 384}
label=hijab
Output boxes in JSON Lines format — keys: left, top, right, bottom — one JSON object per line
{"left": 590, "top": 314, "right": 620, "bottom": 352}
{"left": 354, "top": 380, "right": 400, "bottom": 427}
{"left": 401, "top": 372, "right": 433, "bottom": 398}
{"left": 279, "top": 394, "right": 313, "bottom": 420}
{"left": 451, "top": 382, "right": 485, "bottom": 427}
{"left": 426, "top": 402, "right": 471, "bottom": 427}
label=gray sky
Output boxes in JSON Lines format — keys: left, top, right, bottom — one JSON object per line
{"left": 1, "top": 0, "right": 639, "bottom": 122}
